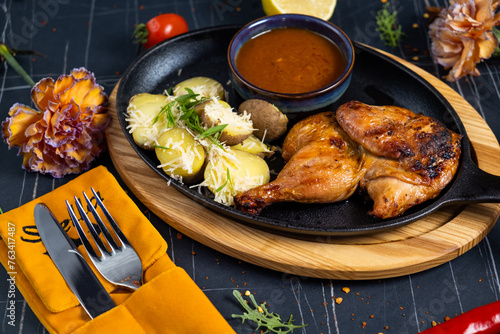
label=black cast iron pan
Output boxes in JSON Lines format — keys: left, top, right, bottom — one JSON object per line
{"left": 116, "top": 25, "right": 500, "bottom": 237}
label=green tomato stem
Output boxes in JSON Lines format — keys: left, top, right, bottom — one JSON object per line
{"left": 0, "top": 44, "right": 35, "bottom": 87}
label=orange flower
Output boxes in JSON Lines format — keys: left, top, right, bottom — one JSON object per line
{"left": 2, "top": 68, "right": 109, "bottom": 178}
{"left": 429, "top": 0, "right": 500, "bottom": 81}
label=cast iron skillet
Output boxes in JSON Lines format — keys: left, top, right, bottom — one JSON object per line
{"left": 116, "top": 25, "right": 500, "bottom": 237}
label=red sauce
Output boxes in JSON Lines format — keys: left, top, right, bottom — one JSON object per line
{"left": 235, "top": 27, "right": 346, "bottom": 94}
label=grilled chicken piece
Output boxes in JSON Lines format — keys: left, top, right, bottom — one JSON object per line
{"left": 337, "top": 101, "right": 462, "bottom": 218}
{"left": 234, "top": 112, "right": 368, "bottom": 215}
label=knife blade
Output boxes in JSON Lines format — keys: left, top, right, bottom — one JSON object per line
{"left": 34, "top": 203, "right": 115, "bottom": 319}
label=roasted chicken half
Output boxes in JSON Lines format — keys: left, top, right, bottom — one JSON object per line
{"left": 234, "top": 112, "right": 368, "bottom": 215}
{"left": 234, "top": 101, "right": 462, "bottom": 219}
{"left": 337, "top": 101, "right": 462, "bottom": 218}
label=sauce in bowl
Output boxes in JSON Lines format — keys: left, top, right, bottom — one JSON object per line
{"left": 235, "top": 27, "right": 347, "bottom": 94}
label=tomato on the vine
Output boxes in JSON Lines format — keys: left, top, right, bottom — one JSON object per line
{"left": 133, "top": 13, "right": 188, "bottom": 49}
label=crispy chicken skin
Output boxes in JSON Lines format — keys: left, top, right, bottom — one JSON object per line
{"left": 337, "top": 101, "right": 462, "bottom": 218}
{"left": 234, "top": 101, "right": 462, "bottom": 219}
{"left": 234, "top": 112, "right": 368, "bottom": 215}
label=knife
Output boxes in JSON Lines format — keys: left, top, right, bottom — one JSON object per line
{"left": 34, "top": 203, "right": 116, "bottom": 319}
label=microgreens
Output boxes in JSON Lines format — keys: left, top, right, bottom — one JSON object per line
{"left": 232, "top": 290, "right": 306, "bottom": 333}
{"left": 375, "top": 3, "right": 404, "bottom": 47}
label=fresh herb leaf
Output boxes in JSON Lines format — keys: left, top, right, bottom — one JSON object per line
{"left": 199, "top": 124, "right": 228, "bottom": 139}
{"left": 375, "top": 3, "right": 405, "bottom": 47}
{"left": 493, "top": 27, "right": 500, "bottom": 57}
{"left": 153, "top": 87, "right": 226, "bottom": 149}
{"left": 153, "top": 101, "right": 175, "bottom": 125}
{"left": 154, "top": 145, "right": 170, "bottom": 150}
{"left": 232, "top": 290, "right": 306, "bottom": 334}
{"left": 215, "top": 168, "right": 234, "bottom": 193}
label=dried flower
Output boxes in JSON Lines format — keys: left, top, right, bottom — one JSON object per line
{"left": 2, "top": 68, "right": 109, "bottom": 178}
{"left": 429, "top": 0, "right": 500, "bottom": 81}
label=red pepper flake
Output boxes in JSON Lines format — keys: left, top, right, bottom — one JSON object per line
{"left": 370, "top": 315, "right": 374, "bottom": 318}
{"left": 384, "top": 326, "right": 389, "bottom": 330}
{"left": 361, "top": 321, "right": 367, "bottom": 328}
{"left": 52, "top": 28, "right": 56, "bottom": 32}
{"left": 444, "top": 316, "right": 450, "bottom": 321}
{"left": 191, "top": 251, "right": 196, "bottom": 255}
{"left": 139, "top": 5, "right": 144, "bottom": 10}
{"left": 177, "top": 233, "right": 183, "bottom": 239}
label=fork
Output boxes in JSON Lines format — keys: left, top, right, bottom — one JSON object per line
{"left": 65, "top": 188, "right": 143, "bottom": 290}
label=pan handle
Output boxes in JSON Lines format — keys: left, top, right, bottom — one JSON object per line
{"left": 440, "top": 157, "right": 500, "bottom": 206}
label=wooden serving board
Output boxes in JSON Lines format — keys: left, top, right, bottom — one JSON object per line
{"left": 106, "top": 51, "right": 500, "bottom": 280}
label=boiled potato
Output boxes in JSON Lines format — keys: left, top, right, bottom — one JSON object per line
{"left": 238, "top": 99, "right": 288, "bottom": 142}
{"left": 198, "top": 99, "right": 253, "bottom": 146}
{"left": 231, "top": 135, "right": 275, "bottom": 158}
{"left": 203, "top": 148, "right": 270, "bottom": 205}
{"left": 155, "top": 128, "right": 206, "bottom": 184}
{"left": 174, "top": 77, "right": 225, "bottom": 100}
{"left": 127, "top": 93, "right": 172, "bottom": 150}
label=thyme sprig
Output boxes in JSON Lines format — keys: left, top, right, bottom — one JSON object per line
{"left": 375, "top": 3, "right": 405, "bottom": 47}
{"left": 232, "top": 290, "right": 306, "bottom": 334}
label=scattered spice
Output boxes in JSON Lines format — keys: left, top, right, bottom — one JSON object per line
{"left": 335, "top": 297, "right": 343, "bottom": 304}
{"left": 342, "top": 287, "right": 350, "bottom": 294}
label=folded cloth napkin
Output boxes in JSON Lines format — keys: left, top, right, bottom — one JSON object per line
{"left": 0, "top": 166, "right": 235, "bottom": 334}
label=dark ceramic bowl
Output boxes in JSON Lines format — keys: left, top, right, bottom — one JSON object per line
{"left": 227, "top": 14, "right": 355, "bottom": 114}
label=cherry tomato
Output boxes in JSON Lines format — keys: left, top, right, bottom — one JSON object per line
{"left": 134, "top": 13, "right": 188, "bottom": 49}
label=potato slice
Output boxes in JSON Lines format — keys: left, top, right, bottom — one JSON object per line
{"left": 155, "top": 128, "right": 206, "bottom": 184}
{"left": 238, "top": 99, "right": 288, "bottom": 142}
{"left": 126, "top": 93, "right": 172, "bottom": 150}
{"left": 174, "top": 76, "right": 225, "bottom": 100}
{"left": 198, "top": 99, "right": 254, "bottom": 146}
{"left": 231, "top": 135, "right": 275, "bottom": 158}
{"left": 203, "top": 149, "right": 270, "bottom": 205}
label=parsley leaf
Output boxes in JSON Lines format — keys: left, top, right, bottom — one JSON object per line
{"left": 375, "top": 3, "right": 405, "bottom": 47}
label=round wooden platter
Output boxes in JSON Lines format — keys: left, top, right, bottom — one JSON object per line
{"left": 106, "top": 51, "right": 500, "bottom": 280}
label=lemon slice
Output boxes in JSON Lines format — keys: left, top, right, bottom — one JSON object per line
{"left": 262, "top": 0, "right": 337, "bottom": 21}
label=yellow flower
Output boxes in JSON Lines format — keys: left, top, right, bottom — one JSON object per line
{"left": 429, "top": 0, "right": 500, "bottom": 81}
{"left": 2, "top": 68, "right": 109, "bottom": 178}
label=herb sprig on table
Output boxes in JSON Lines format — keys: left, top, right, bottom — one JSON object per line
{"left": 232, "top": 290, "right": 306, "bottom": 333}
{"left": 375, "top": 3, "right": 404, "bottom": 47}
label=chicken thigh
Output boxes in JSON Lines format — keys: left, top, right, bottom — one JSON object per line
{"left": 337, "top": 101, "right": 462, "bottom": 218}
{"left": 234, "top": 112, "right": 368, "bottom": 215}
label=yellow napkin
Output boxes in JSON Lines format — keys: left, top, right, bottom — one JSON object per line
{"left": 0, "top": 166, "right": 235, "bottom": 334}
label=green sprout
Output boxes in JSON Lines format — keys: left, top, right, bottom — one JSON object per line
{"left": 232, "top": 290, "right": 306, "bottom": 333}
{"left": 375, "top": 3, "right": 405, "bottom": 47}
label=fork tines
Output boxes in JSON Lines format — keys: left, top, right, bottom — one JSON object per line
{"left": 66, "top": 188, "right": 130, "bottom": 259}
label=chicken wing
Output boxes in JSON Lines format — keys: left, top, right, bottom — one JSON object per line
{"left": 234, "top": 112, "right": 368, "bottom": 215}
